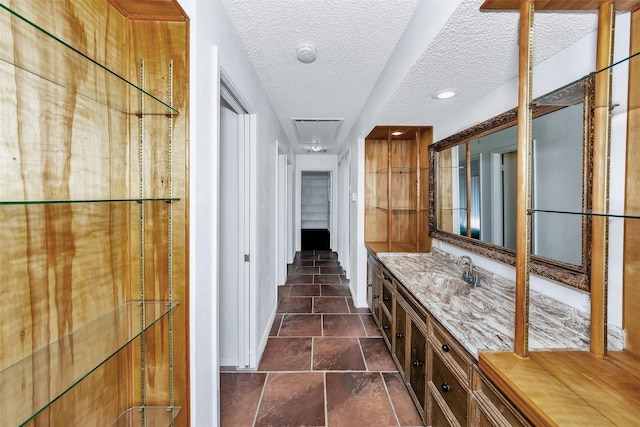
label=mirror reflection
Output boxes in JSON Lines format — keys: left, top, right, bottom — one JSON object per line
{"left": 436, "top": 105, "right": 584, "bottom": 265}
{"left": 430, "top": 79, "right": 593, "bottom": 290}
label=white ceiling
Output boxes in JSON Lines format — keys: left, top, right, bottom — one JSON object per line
{"left": 221, "top": 0, "right": 598, "bottom": 154}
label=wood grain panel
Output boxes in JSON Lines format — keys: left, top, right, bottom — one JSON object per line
{"left": 481, "top": 0, "right": 640, "bottom": 10}
{"left": 127, "top": 18, "right": 188, "bottom": 425}
{"left": 0, "top": 1, "right": 189, "bottom": 425}
{"left": 0, "top": 3, "right": 129, "bottom": 420}
{"left": 107, "top": 0, "right": 187, "bottom": 21}
{"left": 624, "top": 8, "right": 640, "bottom": 354}
{"left": 480, "top": 350, "right": 640, "bottom": 426}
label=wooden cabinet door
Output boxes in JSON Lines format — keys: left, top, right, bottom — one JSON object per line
{"left": 393, "top": 301, "right": 407, "bottom": 376}
{"left": 409, "top": 320, "right": 427, "bottom": 412}
{"left": 371, "top": 265, "right": 382, "bottom": 325}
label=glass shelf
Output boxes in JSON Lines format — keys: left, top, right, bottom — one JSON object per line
{"left": 111, "top": 406, "right": 182, "bottom": 427}
{"left": 440, "top": 207, "right": 468, "bottom": 211}
{"left": 528, "top": 208, "right": 640, "bottom": 219}
{"left": 0, "top": 4, "right": 179, "bottom": 115}
{"left": 0, "top": 197, "right": 180, "bottom": 206}
{"left": 532, "top": 51, "right": 640, "bottom": 107}
{"left": 0, "top": 301, "right": 179, "bottom": 427}
{"left": 376, "top": 206, "right": 417, "bottom": 211}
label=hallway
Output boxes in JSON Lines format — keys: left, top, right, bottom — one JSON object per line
{"left": 220, "top": 250, "right": 424, "bottom": 426}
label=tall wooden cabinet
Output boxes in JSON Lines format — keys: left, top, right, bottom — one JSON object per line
{"left": 365, "top": 126, "right": 432, "bottom": 253}
{"left": 0, "top": 1, "right": 189, "bottom": 425}
{"left": 478, "top": 1, "right": 640, "bottom": 425}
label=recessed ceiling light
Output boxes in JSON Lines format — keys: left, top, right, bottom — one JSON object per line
{"left": 297, "top": 44, "right": 317, "bottom": 63}
{"left": 432, "top": 89, "right": 456, "bottom": 100}
{"left": 391, "top": 131, "right": 404, "bottom": 136}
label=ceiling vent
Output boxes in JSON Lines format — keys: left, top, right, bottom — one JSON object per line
{"left": 292, "top": 118, "right": 343, "bottom": 153}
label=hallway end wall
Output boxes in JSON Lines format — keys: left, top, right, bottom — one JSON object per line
{"left": 295, "top": 155, "right": 339, "bottom": 253}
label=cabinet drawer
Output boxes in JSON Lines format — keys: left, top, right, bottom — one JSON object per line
{"left": 474, "top": 369, "right": 532, "bottom": 427}
{"left": 381, "top": 308, "right": 393, "bottom": 345}
{"left": 397, "top": 283, "right": 427, "bottom": 325}
{"left": 432, "top": 350, "right": 468, "bottom": 426}
{"left": 429, "top": 389, "right": 456, "bottom": 427}
{"left": 431, "top": 320, "right": 473, "bottom": 381}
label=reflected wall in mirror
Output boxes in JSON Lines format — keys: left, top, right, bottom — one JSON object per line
{"left": 429, "top": 80, "right": 593, "bottom": 290}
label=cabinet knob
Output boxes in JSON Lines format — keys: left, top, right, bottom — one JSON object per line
{"left": 368, "top": 284, "right": 372, "bottom": 287}
{"left": 383, "top": 296, "right": 391, "bottom": 301}
{"left": 412, "top": 360, "right": 423, "bottom": 367}
{"left": 382, "top": 324, "right": 390, "bottom": 330}
{"left": 441, "top": 383, "right": 451, "bottom": 392}
{"left": 442, "top": 344, "right": 450, "bottom": 352}
{"left": 396, "top": 333, "right": 403, "bottom": 338}
{"left": 374, "top": 294, "right": 379, "bottom": 299}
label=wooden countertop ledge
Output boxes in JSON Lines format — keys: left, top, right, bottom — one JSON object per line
{"left": 479, "top": 350, "right": 640, "bottom": 426}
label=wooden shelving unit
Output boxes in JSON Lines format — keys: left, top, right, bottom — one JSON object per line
{"left": 0, "top": 1, "right": 189, "bottom": 425}
{"left": 365, "top": 126, "right": 432, "bottom": 253}
{"left": 478, "top": 1, "right": 640, "bottom": 425}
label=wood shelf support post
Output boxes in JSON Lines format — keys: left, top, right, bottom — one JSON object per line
{"left": 515, "top": 0, "right": 534, "bottom": 358}
{"left": 590, "top": 1, "right": 615, "bottom": 357}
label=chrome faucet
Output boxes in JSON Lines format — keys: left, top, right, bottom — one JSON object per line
{"left": 456, "top": 255, "right": 480, "bottom": 287}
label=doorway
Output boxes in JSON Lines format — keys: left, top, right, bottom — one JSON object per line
{"left": 218, "top": 80, "right": 254, "bottom": 369}
{"left": 301, "top": 171, "right": 331, "bottom": 250}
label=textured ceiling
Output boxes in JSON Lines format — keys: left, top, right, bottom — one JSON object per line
{"left": 376, "top": 1, "right": 598, "bottom": 127}
{"left": 221, "top": 0, "right": 598, "bottom": 154}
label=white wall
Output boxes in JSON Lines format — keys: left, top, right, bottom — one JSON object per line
{"left": 341, "top": 0, "right": 462, "bottom": 309}
{"left": 180, "top": 0, "right": 291, "bottom": 425}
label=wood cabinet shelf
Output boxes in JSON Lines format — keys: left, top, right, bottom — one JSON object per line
{"left": 0, "top": 302, "right": 179, "bottom": 427}
{"left": 0, "top": 197, "right": 180, "bottom": 205}
{"left": 365, "top": 126, "right": 432, "bottom": 253}
{"left": 0, "top": 1, "right": 189, "bottom": 424}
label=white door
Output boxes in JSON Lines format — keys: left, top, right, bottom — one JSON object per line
{"left": 219, "top": 81, "right": 253, "bottom": 368}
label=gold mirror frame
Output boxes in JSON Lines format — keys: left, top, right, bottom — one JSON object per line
{"left": 428, "top": 79, "right": 594, "bottom": 290}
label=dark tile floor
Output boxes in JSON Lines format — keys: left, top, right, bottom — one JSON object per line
{"left": 220, "top": 250, "right": 425, "bottom": 427}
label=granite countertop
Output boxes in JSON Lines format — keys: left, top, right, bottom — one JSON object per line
{"left": 376, "top": 249, "right": 623, "bottom": 360}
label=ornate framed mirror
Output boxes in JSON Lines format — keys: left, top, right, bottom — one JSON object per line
{"left": 429, "top": 79, "right": 594, "bottom": 290}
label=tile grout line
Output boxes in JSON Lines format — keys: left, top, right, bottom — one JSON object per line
{"left": 323, "top": 371, "right": 328, "bottom": 427}
{"left": 358, "top": 336, "right": 370, "bottom": 372}
{"left": 252, "top": 371, "right": 270, "bottom": 427}
{"left": 380, "top": 371, "right": 403, "bottom": 427}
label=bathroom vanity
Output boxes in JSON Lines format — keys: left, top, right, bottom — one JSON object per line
{"left": 366, "top": 247, "right": 625, "bottom": 426}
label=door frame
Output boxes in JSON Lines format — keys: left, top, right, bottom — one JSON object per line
{"left": 220, "top": 71, "right": 257, "bottom": 369}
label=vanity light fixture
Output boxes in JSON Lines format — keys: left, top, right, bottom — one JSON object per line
{"left": 432, "top": 89, "right": 457, "bottom": 100}
{"left": 297, "top": 44, "right": 317, "bottom": 63}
